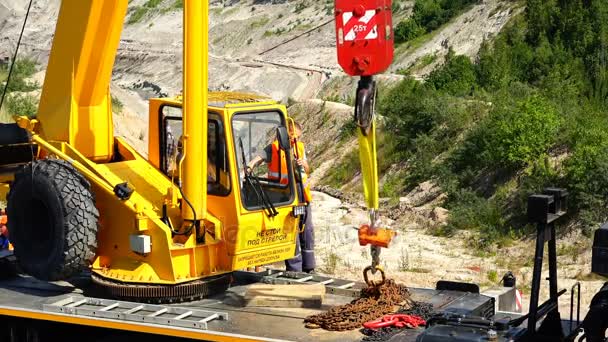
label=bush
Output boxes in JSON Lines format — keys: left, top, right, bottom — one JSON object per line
{"left": 6, "top": 94, "right": 38, "bottom": 118}
{"left": 2, "top": 58, "right": 38, "bottom": 93}
{"left": 459, "top": 95, "right": 560, "bottom": 170}
{"left": 426, "top": 51, "right": 477, "bottom": 96}
{"left": 394, "top": 19, "right": 425, "bottom": 43}
{"left": 380, "top": 76, "right": 476, "bottom": 155}
{"left": 412, "top": 0, "right": 445, "bottom": 31}
{"left": 563, "top": 118, "right": 608, "bottom": 234}
{"left": 378, "top": 78, "right": 433, "bottom": 150}
{"left": 445, "top": 189, "right": 510, "bottom": 248}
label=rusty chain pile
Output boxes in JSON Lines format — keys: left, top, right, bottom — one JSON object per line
{"left": 304, "top": 279, "right": 411, "bottom": 331}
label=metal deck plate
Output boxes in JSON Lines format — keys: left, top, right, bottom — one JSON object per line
{"left": 43, "top": 296, "right": 228, "bottom": 330}
{"left": 0, "top": 272, "right": 495, "bottom": 341}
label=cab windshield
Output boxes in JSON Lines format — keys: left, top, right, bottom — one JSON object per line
{"left": 232, "top": 111, "right": 294, "bottom": 211}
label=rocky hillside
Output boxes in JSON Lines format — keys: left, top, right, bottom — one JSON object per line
{"left": 0, "top": 1, "right": 516, "bottom": 146}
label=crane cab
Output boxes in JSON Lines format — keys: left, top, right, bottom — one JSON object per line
{"left": 147, "top": 93, "right": 301, "bottom": 271}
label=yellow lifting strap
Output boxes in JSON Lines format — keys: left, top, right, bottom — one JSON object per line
{"left": 357, "top": 120, "right": 379, "bottom": 210}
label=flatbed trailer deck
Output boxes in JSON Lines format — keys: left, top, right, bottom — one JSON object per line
{"left": 0, "top": 267, "right": 499, "bottom": 342}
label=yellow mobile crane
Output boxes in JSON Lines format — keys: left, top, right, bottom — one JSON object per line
{"left": 1, "top": 0, "right": 302, "bottom": 302}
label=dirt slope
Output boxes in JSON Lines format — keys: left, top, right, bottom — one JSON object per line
{"left": 391, "top": 0, "right": 521, "bottom": 78}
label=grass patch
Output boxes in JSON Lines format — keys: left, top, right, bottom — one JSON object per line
{"left": 398, "top": 248, "right": 409, "bottom": 271}
{"left": 322, "top": 149, "right": 360, "bottom": 188}
{"left": 160, "top": 0, "right": 183, "bottom": 14}
{"left": 400, "top": 53, "right": 438, "bottom": 75}
{"left": 0, "top": 108, "right": 12, "bottom": 123}
{"left": 397, "top": 250, "right": 432, "bottom": 273}
{"left": 128, "top": 7, "right": 148, "bottom": 24}
{"left": 111, "top": 95, "right": 123, "bottom": 113}
{"left": 322, "top": 251, "right": 340, "bottom": 274}
{"left": 128, "top": 0, "right": 164, "bottom": 24}
{"left": 294, "top": 1, "right": 309, "bottom": 14}
{"left": 322, "top": 93, "right": 354, "bottom": 106}
{"left": 0, "top": 58, "right": 39, "bottom": 120}
{"left": 263, "top": 27, "right": 287, "bottom": 37}
{"left": 338, "top": 120, "right": 357, "bottom": 142}
{"left": 380, "top": 171, "right": 406, "bottom": 198}
{"left": 0, "top": 68, "right": 7, "bottom": 86}
{"left": 487, "top": 270, "right": 498, "bottom": 283}
{"left": 249, "top": 16, "right": 269, "bottom": 29}
{"left": 171, "top": 0, "right": 182, "bottom": 10}
{"left": 394, "top": 9, "right": 467, "bottom": 59}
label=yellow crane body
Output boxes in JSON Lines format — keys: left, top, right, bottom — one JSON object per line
{"left": 1, "top": 0, "right": 301, "bottom": 300}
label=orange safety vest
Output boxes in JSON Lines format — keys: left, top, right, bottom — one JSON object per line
{"left": 268, "top": 141, "right": 313, "bottom": 203}
{"left": 269, "top": 141, "right": 290, "bottom": 184}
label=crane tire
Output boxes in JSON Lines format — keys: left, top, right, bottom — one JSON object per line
{"left": 7, "top": 159, "right": 99, "bottom": 281}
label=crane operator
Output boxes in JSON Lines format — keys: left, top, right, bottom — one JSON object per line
{"left": 247, "top": 122, "right": 315, "bottom": 273}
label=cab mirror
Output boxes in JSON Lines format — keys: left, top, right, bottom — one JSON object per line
{"left": 277, "top": 126, "right": 291, "bottom": 151}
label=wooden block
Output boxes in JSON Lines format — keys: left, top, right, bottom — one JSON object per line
{"left": 242, "top": 283, "right": 325, "bottom": 308}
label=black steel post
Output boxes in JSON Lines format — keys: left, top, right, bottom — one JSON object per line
{"left": 548, "top": 222, "right": 559, "bottom": 301}
{"left": 527, "top": 222, "right": 546, "bottom": 333}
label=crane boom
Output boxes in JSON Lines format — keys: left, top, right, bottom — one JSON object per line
{"left": 37, "top": 0, "right": 128, "bottom": 162}
{"left": 182, "top": 0, "right": 208, "bottom": 221}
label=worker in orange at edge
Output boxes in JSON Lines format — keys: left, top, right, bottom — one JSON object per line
{"left": 247, "top": 122, "right": 315, "bottom": 273}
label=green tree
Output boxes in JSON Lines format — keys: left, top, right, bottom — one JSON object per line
{"left": 394, "top": 19, "right": 425, "bottom": 43}
{"left": 426, "top": 51, "right": 477, "bottom": 96}
{"left": 474, "top": 96, "right": 561, "bottom": 169}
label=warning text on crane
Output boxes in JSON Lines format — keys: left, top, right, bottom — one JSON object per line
{"left": 246, "top": 228, "right": 287, "bottom": 246}
{"left": 235, "top": 245, "right": 294, "bottom": 267}
{"left": 342, "top": 10, "right": 378, "bottom": 41}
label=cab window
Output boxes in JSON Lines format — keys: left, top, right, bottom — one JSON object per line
{"left": 160, "top": 106, "right": 230, "bottom": 196}
{"left": 232, "top": 111, "right": 294, "bottom": 210}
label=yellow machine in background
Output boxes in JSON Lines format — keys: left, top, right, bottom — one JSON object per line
{"left": 1, "top": 0, "right": 303, "bottom": 302}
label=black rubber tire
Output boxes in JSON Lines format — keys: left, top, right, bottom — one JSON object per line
{"left": 0, "top": 123, "right": 29, "bottom": 145}
{"left": 7, "top": 159, "right": 99, "bottom": 281}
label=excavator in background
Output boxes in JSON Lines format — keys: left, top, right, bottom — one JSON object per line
{"left": 0, "top": 0, "right": 606, "bottom": 341}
